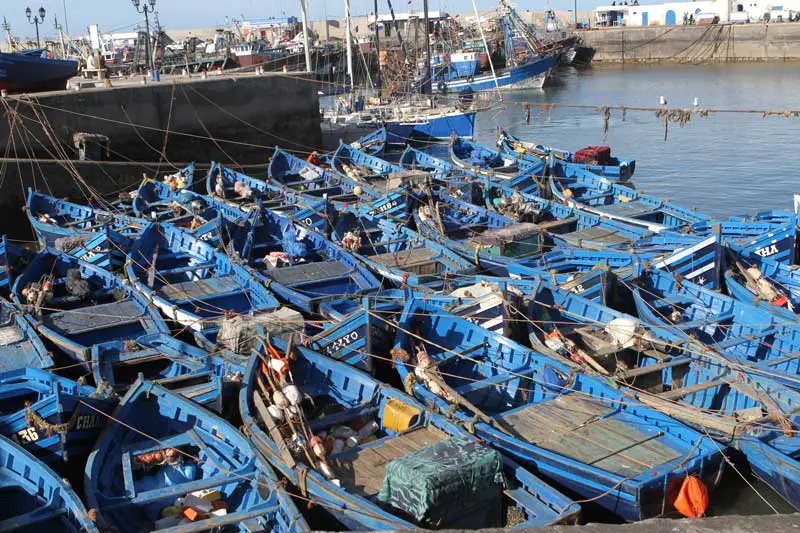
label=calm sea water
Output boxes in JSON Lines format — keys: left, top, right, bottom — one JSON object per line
{"left": 473, "top": 63, "right": 800, "bottom": 220}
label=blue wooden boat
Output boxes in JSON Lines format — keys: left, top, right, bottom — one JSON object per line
{"left": 0, "top": 433, "right": 99, "bottom": 532}
{"left": 125, "top": 222, "right": 280, "bottom": 344}
{"left": 91, "top": 333, "right": 245, "bottom": 412}
{"left": 692, "top": 211, "right": 797, "bottom": 266}
{"left": 630, "top": 262, "right": 800, "bottom": 386}
{"left": 548, "top": 169, "right": 711, "bottom": 232}
{"left": 400, "top": 145, "right": 474, "bottom": 183}
{"left": 11, "top": 248, "right": 170, "bottom": 364}
{"left": 56, "top": 227, "right": 135, "bottom": 272}
{"left": 0, "top": 367, "right": 116, "bottom": 467}
{"left": 86, "top": 376, "right": 309, "bottom": 533}
{"left": 449, "top": 136, "right": 542, "bottom": 193}
{"left": 132, "top": 179, "right": 249, "bottom": 241}
{"left": 0, "top": 50, "right": 78, "bottom": 92}
{"left": 327, "top": 202, "right": 476, "bottom": 289}
{"left": 220, "top": 204, "right": 381, "bottom": 313}
{"left": 0, "top": 236, "right": 29, "bottom": 296}
{"left": 391, "top": 295, "right": 725, "bottom": 521}
{"left": 0, "top": 298, "right": 54, "bottom": 371}
{"left": 239, "top": 334, "right": 581, "bottom": 530}
{"left": 497, "top": 129, "right": 635, "bottom": 180}
{"left": 26, "top": 189, "right": 147, "bottom": 248}
{"left": 351, "top": 127, "right": 387, "bottom": 155}
{"left": 724, "top": 254, "right": 800, "bottom": 319}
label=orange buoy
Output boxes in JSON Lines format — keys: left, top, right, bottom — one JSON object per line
{"left": 673, "top": 475, "right": 709, "bottom": 518}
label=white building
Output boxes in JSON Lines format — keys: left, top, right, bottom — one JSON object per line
{"left": 592, "top": 0, "right": 800, "bottom": 26}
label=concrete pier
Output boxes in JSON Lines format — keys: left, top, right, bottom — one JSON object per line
{"left": 578, "top": 23, "right": 800, "bottom": 63}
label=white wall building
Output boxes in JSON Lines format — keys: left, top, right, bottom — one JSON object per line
{"left": 593, "top": 0, "right": 800, "bottom": 26}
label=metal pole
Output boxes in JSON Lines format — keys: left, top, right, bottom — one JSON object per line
{"left": 63, "top": 0, "right": 69, "bottom": 36}
{"left": 373, "top": 0, "right": 380, "bottom": 89}
{"left": 299, "top": 0, "right": 312, "bottom": 73}
{"left": 574, "top": 0, "right": 578, "bottom": 26}
{"left": 344, "top": 0, "right": 355, "bottom": 91}
{"left": 35, "top": 19, "right": 40, "bottom": 47}
{"left": 143, "top": 6, "right": 153, "bottom": 70}
{"left": 422, "top": 0, "right": 431, "bottom": 94}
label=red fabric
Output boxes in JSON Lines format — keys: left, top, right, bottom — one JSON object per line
{"left": 574, "top": 146, "right": 612, "bottom": 164}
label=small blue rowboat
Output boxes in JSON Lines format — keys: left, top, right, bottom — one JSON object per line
{"left": 351, "top": 127, "right": 387, "bottom": 155}
{"left": 11, "top": 248, "right": 170, "bottom": 364}
{"left": 85, "top": 376, "right": 309, "bottom": 533}
{"left": 239, "top": 334, "right": 581, "bottom": 530}
{"left": 221, "top": 205, "right": 381, "bottom": 313}
{"left": 692, "top": 211, "right": 797, "bottom": 266}
{"left": 497, "top": 129, "right": 635, "bottom": 180}
{"left": 724, "top": 254, "right": 800, "bottom": 320}
{"left": 0, "top": 298, "right": 54, "bottom": 371}
{"left": 55, "top": 227, "right": 135, "bottom": 272}
{"left": 328, "top": 203, "right": 477, "bottom": 290}
{"left": 0, "top": 236, "right": 29, "bottom": 296}
{"left": 548, "top": 169, "right": 711, "bottom": 232}
{"left": 449, "top": 135, "right": 542, "bottom": 194}
{"left": 392, "top": 295, "right": 725, "bottom": 522}
{"left": 0, "top": 367, "right": 116, "bottom": 467}
{"left": 91, "top": 333, "right": 246, "bottom": 413}
{"left": 0, "top": 433, "right": 99, "bottom": 532}
{"left": 125, "top": 222, "right": 280, "bottom": 342}
{"left": 26, "top": 189, "right": 147, "bottom": 248}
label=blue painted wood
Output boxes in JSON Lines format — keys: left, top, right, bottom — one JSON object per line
{"left": 0, "top": 299, "right": 54, "bottom": 371}
{"left": 449, "top": 136, "right": 542, "bottom": 194}
{"left": 86, "top": 377, "right": 308, "bottom": 533}
{"left": 239, "top": 334, "right": 581, "bottom": 530}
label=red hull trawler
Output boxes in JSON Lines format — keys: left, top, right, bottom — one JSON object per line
{"left": 0, "top": 51, "right": 78, "bottom": 93}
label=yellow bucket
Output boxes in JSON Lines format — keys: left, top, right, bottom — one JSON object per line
{"left": 383, "top": 398, "right": 420, "bottom": 433}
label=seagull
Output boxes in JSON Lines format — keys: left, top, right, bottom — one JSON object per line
{"left": 693, "top": 97, "right": 700, "bottom": 107}
{"left": 659, "top": 96, "right": 667, "bottom": 106}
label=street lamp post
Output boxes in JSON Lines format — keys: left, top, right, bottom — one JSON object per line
{"left": 131, "top": 0, "right": 156, "bottom": 71}
{"left": 25, "top": 7, "right": 46, "bottom": 48}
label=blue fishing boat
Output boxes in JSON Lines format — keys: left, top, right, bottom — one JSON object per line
{"left": 548, "top": 169, "right": 711, "bottom": 232}
{"left": 497, "top": 129, "right": 635, "bottom": 180}
{"left": 11, "top": 248, "right": 169, "bottom": 364}
{"left": 85, "top": 377, "right": 309, "bottom": 533}
{"left": 0, "top": 299, "right": 54, "bottom": 371}
{"left": 0, "top": 433, "right": 98, "bottom": 532}
{"left": 132, "top": 179, "right": 249, "bottom": 242}
{"left": 0, "top": 367, "right": 116, "bottom": 467}
{"left": 724, "top": 254, "right": 800, "bottom": 319}
{"left": 91, "top": 333, "right": 245, "bottom": 412}
{"left": 330, "top": 141, "right": 428, "bottom": 197}
{"left": 391, "top": 295, "right": 725, "bottom": 521}
{"left": 328, "top": 202, "right": 476, "bottom": 289}
{"left": 56, "top": 227, "right": 135, "bottom": 272}
{"left": 125, "top": 223, "right": 280, "bottom": 342}
{"left": 449, "top": 136, "right": 542, "bottom": 193}
{"left": 630, "top": 262, "right": 800, "bottom": 385}
{"left": 0, "top": 50, "right": 79, "bottom": 93}
{"left": 351, "top": 127, "right": 388, "bottom": 155}
{"left": 239, "top": 334, "right": 581, "bottom": 530}
{"left": 0, "top": 236, "right": 29, "bottom": 296}
{"left": 385, "top": 109, "right": 477, "bottom": 144}
{"left": 220, "top": 204, "right": 381, "bottom": 313}
{"left": 26, "top": 189, "right": 147, "bottom": 248}
{"left": 692, "top": 211, "right": 797, "bottom": 266}
{"left": 400, "top": 145, "right": 469, "bottom": 182}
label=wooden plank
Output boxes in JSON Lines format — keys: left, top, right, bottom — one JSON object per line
{"left": 658, "top": 378, "right": 725, "bottom": 401}
{"left": 253, "top": 391, "right": 295, "bottom": 468}
{"left": 616, "top": 358, "right": 690, "bottom": 380}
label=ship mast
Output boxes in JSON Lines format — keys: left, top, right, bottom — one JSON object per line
{"left": 344, "top": 0, "right": 355, "bottom": 92}
{"left": 299, "top": 0, "right": 312, "bottom": 73}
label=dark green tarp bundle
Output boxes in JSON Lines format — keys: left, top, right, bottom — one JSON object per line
{"left": 377, "top": 437, "right": 507, "bottom": 528}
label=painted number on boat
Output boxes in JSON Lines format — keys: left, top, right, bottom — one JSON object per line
{"left": 570, "top": 284, "right": 586, "bottom": 294}
{"left": 14, "top": 427, "right": 39, "bottom": 443}
{"left": 754, "top": 244, "right": 779, "bottom": 257}
{"left": 323, "top": 331, "right": 360, "bottom": 356}
{"left": 74, "top": 414, "right": 105, "bottom": 431}
{"left": 368, "top": 200, "right": 398, "bottom": 216}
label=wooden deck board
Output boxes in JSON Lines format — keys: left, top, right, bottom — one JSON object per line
{"left": 499, "top": 394, "right": 681, "bottom": 477}
{"left": 328, "top": 426, "right": 448, "bottom": 498}
{"left": 160, "top": 274, "right": 240, "bottom": 301}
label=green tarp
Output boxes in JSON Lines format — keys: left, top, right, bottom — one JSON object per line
{"left": 377, "top": 437, "right": 506, "bottom": 528}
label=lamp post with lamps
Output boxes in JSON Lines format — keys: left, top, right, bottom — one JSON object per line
{"left": 25, "top": 7, "right": 46, "bottom": 48}
{"left": 131, "top": 0, "right": 155, "bottom": 71}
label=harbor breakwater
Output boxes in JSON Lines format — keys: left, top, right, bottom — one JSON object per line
{"left": 578, "top": 22, "right": 800, "bottom": 63}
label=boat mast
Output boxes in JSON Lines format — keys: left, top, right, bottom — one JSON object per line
{"left": 2, "top": 18, "right": 12, "bottom": 53}
{"left": 373, "top": 0, "right": 380, "bottom": 89}
{"left": 472, "top": 0, "right": 502, "bottom": 98}
{"left": 344, "top": 0, "right": 355, "bottom": 92}
{"left": 299, "top": 0, "right": 312, "bottom": 73}
{"left": 422, "top": 0, "right": 431, "bottom": 94}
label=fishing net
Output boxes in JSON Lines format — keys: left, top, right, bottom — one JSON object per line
{"left": 217, "top": 308, "right": 304, "bottom": 353}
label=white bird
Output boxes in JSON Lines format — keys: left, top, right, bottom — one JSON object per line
{"left": 693, "top": 97, "right": 700, "bottom": 107}
{"left": 659, "top": 96, "right": 667, "bottom": 106}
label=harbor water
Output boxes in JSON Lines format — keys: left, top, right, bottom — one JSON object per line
{"left": 471, "top": 63, "right": 800, "bottom": 220}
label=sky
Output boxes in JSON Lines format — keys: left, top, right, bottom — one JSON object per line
{"left": 3, "top": 0, "right": 585, "bottom": 40}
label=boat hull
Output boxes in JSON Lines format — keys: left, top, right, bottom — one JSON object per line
{"left": 432, "top": 55, "right": 556, "bottom": 93}
{"left": 386, "top": 111, "right": 476, "bottom": 143}
{"left": 0, "top": 53, "right": 78, "bottom": 93}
